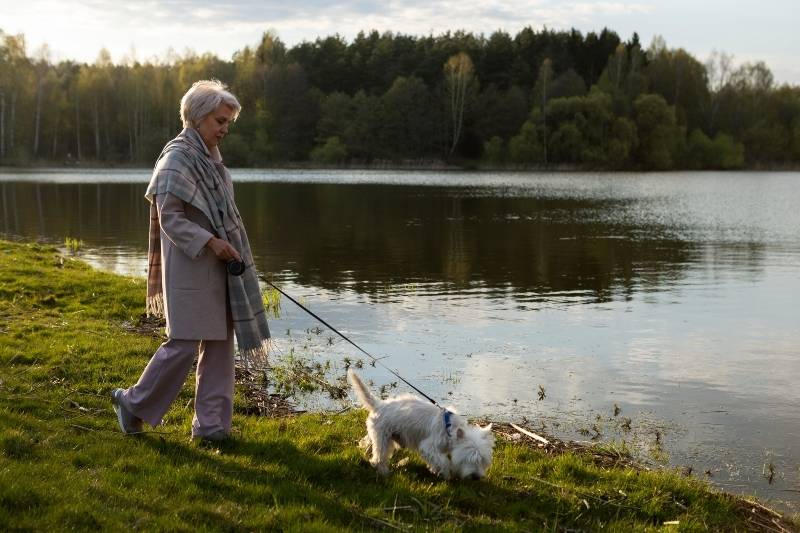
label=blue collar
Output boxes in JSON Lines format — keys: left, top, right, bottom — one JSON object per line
{"left": 443, "top": 410, "right": 454, "bottom": 437}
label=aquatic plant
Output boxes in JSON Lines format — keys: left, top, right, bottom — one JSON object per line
{"left": 64, "top": 237, "right": 83, "bottom": 253}
{"left": 261, "top": 285, "right": 281, "bottom": 318}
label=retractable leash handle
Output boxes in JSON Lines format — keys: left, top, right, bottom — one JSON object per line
{"left": 227, "top": 259, "right": 246, "bottom": 276}
{"left": 258, "top": 274, "right": 440, "bottom": 407}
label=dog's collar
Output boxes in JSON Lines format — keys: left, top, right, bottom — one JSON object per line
{"left": 443, "top": 410, "right": 454, "bottom": 438}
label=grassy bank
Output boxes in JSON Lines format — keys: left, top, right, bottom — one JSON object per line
{"left": 0, "top": 239, "right": 796, "bottom": 531}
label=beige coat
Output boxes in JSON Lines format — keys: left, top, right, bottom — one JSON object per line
{"left": 156, "top": 158, "right": 234, "bottom": 340}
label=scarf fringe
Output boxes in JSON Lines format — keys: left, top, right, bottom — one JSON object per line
{"left": 238, "top": 339, "right": 272, "bottom": 372}
{"left": 146, "top": 293, "right": 165, "bottom": 318}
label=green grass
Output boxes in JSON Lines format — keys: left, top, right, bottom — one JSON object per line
{"left": 0, "top": 239, "right": 795, "bottom": 531}
{"left": 64, "top": 236, "right": 84, "bottom": 254}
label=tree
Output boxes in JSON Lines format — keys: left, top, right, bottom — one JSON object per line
{"left": 311, "top": 136, "right": 347, "bottom": 165}
{"left": 533, "top": 58, "right": 553, "bottom": 164}
{"left": 683, "top": 129, "right": 745, "bottom": 169}
{"left": 536, "top": 90, "right": 626, "bottom": 166}
{"left": 473, "top": 84, "right": 528, "bottom": 141}
{"left": 317, "top": 92, "right": 355, "bottom": 142}
{"left": 606, "top": 117, "right": 637, "bottom": 168}
{"left": 705, "top": 50, "right": 733, "bottom": 131}
{"left": 634, "top": 93, "right": 681, "bottom": 169}
{"left": 482, "top": 31, "right": 514, "bottom": 89}
{"left": 596, "top": 41, "right": 647, "bottom": 116}
{"left": 508, "top": 118, "right": 543, "bottom": 165}
{"left": 443, "top": 52, "right": 476, "bottom": 156}
{"left": 261, "top": 63, "right": 320, "bottom": 160}
{"left": 792, "top": 116, "right": 800, "bottom": 161}
{"left": 346, "top": 90, "right": 384, "bottom": 160}
{"left": 549, "top": 69, "right": 587, "bottom": 99}
{"left": 482, "top": 136, "right": 505, "bottom": 164}
{"left": 644, "top": 42, "right": 709, "bottom": 132}
{"left": 32, "top": 44, "right": 52, "bottom": 158}
{"left": 381, "top": 76, "right": 435, "bottom": 159}
{"left": 550, "top": 122, "right": 584, "bottom": 163}
{"left": 712, "top": 133, "right": 744, "bottom": 169}
{"left": 684, "top": 129, "right": 714, "bottom": 168}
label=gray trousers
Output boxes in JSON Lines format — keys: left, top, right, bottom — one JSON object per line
{"left": 122, "top": 324, "right": 235, "bottom": 438}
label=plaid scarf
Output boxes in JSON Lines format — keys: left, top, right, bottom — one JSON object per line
{"left": 145, "top": 127, "right": 270, "bottom": 367}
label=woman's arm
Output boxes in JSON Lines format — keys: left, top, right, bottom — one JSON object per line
{"left": 156, "top": 192, "right": 241, "bottom": 262}
{"left": 156, "top": 192, "right": 215, "bottom": 259}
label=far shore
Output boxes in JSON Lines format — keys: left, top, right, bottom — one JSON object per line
{"left": 2, "top": 160, "right": 800, "bottom": 173}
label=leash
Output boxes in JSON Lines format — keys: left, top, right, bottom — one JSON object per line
{"left": 259, "top": 275, "right": 441, "bottom": 407}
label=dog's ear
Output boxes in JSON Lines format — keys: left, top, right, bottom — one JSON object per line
{"left": 457, "top": 428, "right": 465, "bottom": 439}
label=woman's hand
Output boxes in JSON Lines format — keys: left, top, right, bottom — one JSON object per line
{"left": 205, "top": 236, "right": 242, "bottom": 262}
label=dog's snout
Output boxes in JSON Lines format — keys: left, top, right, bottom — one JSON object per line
{"left": 469, "top": 473, "right": 481, "bottom": 480}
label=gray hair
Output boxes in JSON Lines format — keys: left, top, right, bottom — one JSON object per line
{"left": 180, "top": 79, "right": 241, "bottom": 128}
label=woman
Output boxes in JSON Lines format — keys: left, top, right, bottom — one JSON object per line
{"left": 112, "top": 79, "right": 270, "bottom": 441}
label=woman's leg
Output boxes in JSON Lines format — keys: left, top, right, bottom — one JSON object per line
{"left": 123, "top": 338, "right": 199, "bottom": 427}
{"left": 192, "top": 324, "right": 235, "bottom": 438}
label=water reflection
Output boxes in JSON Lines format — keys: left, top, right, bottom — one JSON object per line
{"left": 2, "top": 179, "right": 768, "bottom": 304}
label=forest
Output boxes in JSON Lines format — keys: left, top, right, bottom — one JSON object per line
{"left": 1, "top": 27, "right": 798, "bottom": 169}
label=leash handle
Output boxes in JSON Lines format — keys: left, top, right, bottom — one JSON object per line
{"left": 259, "top": 275, "right": 440, "bottom": 406}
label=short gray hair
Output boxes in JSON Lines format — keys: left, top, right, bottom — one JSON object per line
{"left": 180, "top": 79, "right": 241, "bottom": 128}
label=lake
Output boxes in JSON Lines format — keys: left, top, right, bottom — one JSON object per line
{"left": 1, "top": 168, "right": 799, "bottom": 511}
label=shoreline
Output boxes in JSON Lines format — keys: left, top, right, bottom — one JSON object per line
{"left": 2, "top": 160, "right": 800, "bottom": 172}
{"left": 0, "top": 238, "right": 797, "bottom": 530}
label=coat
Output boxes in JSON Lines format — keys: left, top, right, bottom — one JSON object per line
{"left": 156, "top": 157, "right": 234, "bottom": 340}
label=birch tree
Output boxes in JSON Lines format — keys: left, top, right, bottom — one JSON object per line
{"left": 31, "top": 44, "right": 54, "bottom": 158}
{"left": 444, "top": 52, "right": 476, "bottom": 156}
{"left": 705, "top": 50, "right": 733, "bottom": 131}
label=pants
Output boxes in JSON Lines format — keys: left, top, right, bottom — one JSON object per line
{"left": 122, "top": 324, "right": 235, "bottom": 438}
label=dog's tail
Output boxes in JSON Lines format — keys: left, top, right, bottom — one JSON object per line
{"left": 347, "top": 369, "right": 380, "bottom": 412}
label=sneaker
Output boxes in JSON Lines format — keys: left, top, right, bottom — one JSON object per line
{"left": 111, "top": 388, "right": 143, "bottom": 434}
{"left": 194, "top": 430, "right": 229, "bottom": 443}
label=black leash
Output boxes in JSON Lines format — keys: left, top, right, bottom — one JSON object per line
{"left": 259, "top": 275, "right": 441, "bottom": 406}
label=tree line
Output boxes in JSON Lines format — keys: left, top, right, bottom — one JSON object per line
{"left": 1, "top": 27, "right": 798, "bottom": 169}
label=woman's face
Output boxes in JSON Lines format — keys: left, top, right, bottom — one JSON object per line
{"left": 196, "top": 103, "right": 236, "bottom": 149}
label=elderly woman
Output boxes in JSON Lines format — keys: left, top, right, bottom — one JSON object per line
{"left": 111, "top": 79, "right": 270, "bottom": 441}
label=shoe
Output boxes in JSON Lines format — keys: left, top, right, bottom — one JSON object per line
{"left": 194, "top": 430, "right": 229, "bottom": 443}
{"left": 111, "top": 388, "right": 143, "bottom": 434}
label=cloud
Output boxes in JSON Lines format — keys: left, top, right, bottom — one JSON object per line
{"left": 2, "top": 0, "right": 656, "bottom": 57}
{"left": 1, "top": 0, "right": 797, "bottom": 84}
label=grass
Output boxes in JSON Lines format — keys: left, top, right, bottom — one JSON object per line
{"left": 262, "top": 285, "right": 282, "bottom": 318}
{"left": 63, "top": 236, "right": 84, "bottom": 254}
{"left": 0, "top": 239, "right": 796, "bottom": 532}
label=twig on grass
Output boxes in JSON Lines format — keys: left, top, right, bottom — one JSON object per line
{"left": 360, "top": 514, "right": 409, "bottom": 531}
{"left": 70, "top": 424, "right": 98, "bottom": 432}
{"left": 510, "top": 422, "right": 550, "bottom": 445}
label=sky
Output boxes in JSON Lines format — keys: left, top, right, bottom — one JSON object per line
{"left": 1, "top": 0, "right": 797, "bottom": 85}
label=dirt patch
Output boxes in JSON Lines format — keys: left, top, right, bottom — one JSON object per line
{"left": 235, "top": 366, "right": 304, "bottom": 418}
{"left": 121, "top": 313, "right": 166, "bottom": 339}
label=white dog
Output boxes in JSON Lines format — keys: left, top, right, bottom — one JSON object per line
{"left": 348, "top": 369, "right": 494, "bottom": 480}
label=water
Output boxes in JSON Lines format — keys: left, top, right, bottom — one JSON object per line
{"left": 2, "top": 168, "right": 799, "bottom": 511}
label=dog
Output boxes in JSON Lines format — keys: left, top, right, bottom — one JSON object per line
{"left": 347, "top": 369, "right": 494, "bottom": 480}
